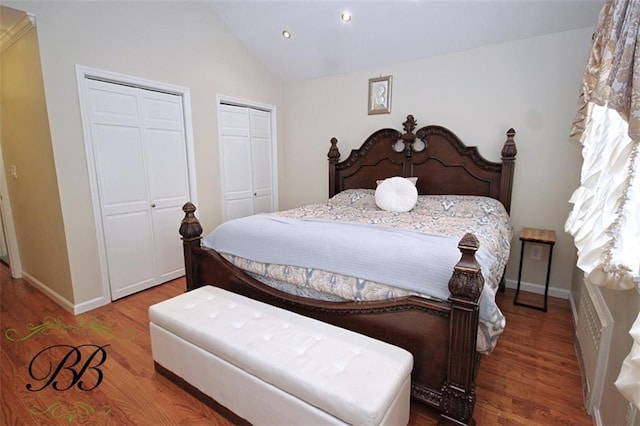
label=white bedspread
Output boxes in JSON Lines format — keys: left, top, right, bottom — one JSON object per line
{"left": 205, "top": 215, "right": 497, "bottom": 305}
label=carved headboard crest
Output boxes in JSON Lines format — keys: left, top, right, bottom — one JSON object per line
{"left": 397, "top": 114, "right": 427, "bottom": 157}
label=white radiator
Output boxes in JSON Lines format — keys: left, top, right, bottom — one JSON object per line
{"left": 575, "top": 280, "right": 613, "bottom": 419}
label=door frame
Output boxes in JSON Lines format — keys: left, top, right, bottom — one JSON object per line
{"left": 76, "top": 65, "right": 198, "bottom": 301}
{"left": 0, "top": 141, "right": 22, "bottom": 277}
{"left": 216, "top": 95, "right": 278, "bottom": 221}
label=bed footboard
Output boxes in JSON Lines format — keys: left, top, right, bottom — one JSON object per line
{"left": 179, "top": 203, "right": 483, "bottom": 425}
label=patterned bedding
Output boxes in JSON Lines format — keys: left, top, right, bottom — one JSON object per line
{"left": 205, "top": 189, "right": 512, "bottom": 354}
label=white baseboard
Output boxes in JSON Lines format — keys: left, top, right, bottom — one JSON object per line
{"left": 73, "top": 294, "right": 110, "bottom": 315}
{"left": 21, "top": 271, "right": 110, "bottom": 315}
{"left": 505, "top": 278, "right": 570, "bottom": 300}
{"left": 22, "top": 271, "right": 75, "bottom": 314}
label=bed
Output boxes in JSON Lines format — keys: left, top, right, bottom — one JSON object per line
{"left": 179, "top": 115, "right": 517, "bottom": 425}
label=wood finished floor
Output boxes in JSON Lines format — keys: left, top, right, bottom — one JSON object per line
{"left": 1, "top": 264, "right": 590, "bottom": 425}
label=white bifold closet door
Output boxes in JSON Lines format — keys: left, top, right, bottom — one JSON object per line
{"left": 86, "top": 79, "right": 189, "bottom": 300}
{"left": 219, "top": 104, "right": 274, "bottom": 221}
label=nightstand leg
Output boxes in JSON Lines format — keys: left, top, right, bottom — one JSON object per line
{"left": 543, "top": 245, "right": 554, "bottom": 312}
{"left": 514, "top": 240, "right": 525, "bottom": 305}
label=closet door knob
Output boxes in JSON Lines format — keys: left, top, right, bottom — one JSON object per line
{"left": 151, "top": 203, "right": 156, "bottom": 208}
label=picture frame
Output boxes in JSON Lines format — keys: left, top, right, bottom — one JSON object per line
{"left": 368, "top": 75, "right": 392, "bottom": 115}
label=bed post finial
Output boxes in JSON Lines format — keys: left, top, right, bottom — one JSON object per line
{"left": 328, "top": 137, "right": 340, "bottom": 161}
{"left": 180, "top": 202, "right": 203, "bottom": 292}
{"left": 328, "top": 137, "right": 341, "bottom": 198}
{"left": 180, "top": 202, "right": 203, "bottom": 241}
{"left": 500, "top": 128, "right": 517, "bottom": 214}
{"left": 448, "top": 233, "right": 484, "bottom": 301}
{"left": 501, "top": 128, "right": 517, "bottom": 160}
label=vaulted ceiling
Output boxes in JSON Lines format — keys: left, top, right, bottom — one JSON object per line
{"left": 207, "top": 1, "right": 605, "bottom": 82}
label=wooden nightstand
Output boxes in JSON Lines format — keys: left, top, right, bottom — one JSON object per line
{"left": 513, "top": 227, "right": 556, "bottom": 312}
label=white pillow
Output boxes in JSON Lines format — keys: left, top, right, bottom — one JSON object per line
{"left": 375, "top": 177, "right": 418, "bottom": 212}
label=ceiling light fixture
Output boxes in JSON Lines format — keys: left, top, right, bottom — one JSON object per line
{"left": 282, "top": 30, "right": 291, "bottom": 39}
{"left": 341, "top": 12, "right": 352, "bottom": 23}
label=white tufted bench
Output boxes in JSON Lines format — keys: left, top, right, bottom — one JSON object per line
{"left": 149, "top": 286, "right": 413, "bottom": 425}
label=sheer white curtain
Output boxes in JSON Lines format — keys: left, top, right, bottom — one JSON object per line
{"left": 564, "top": 0, "right": 640, "bottom": 409}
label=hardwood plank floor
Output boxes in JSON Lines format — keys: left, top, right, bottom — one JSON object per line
{"left": 1, "top": 264, "right": 590, "bottom": 425}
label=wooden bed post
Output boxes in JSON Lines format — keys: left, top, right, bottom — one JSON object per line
{"left": 499, "top": 128, "right": 517, "bottom": 214}
{"left": 179, "top": 202, "right": 203, "bottom": 292}
{"left": 440, "top": 233, "right": 484, "bottom": 426}
{"left": 328, "top": 137, "right": 341, "bottom": 198}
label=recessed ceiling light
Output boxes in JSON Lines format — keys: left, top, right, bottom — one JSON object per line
{"left": 282, "top": 30, "right": 291, "bottom": 39}
{"left": 341, "top": 12, "right": 352, "bottom": 23}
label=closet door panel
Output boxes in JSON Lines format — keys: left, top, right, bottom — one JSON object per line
{"left": 220, "top": 106, "right": 254, "bottom": 220}
{"left": 219, "top": 104, "right": 275, "bottom": 220}
{"left": 102, "top": 211, "right": 156, "bottom": 298}
{"left": 141, "top": 91, "right": 189, "bottom": 281}
{"left": 85, "top": 79, "right": 190, "bottom": 300}
{"left": 92, "top": 124, "right": 148, "bottom": 216}
{"left": 151, "top": 206, "right": 186, "bottom": 281}
{"left": 87, "top": 80, "right": 157, "bottom": 299}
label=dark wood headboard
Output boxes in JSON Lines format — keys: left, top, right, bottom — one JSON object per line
{"left": 328, "top": 114, "right": 517, "bottom": 213}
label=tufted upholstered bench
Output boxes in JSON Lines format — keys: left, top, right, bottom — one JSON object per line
{"left": 149, "top": 285, "right": 413, "bottom": 425}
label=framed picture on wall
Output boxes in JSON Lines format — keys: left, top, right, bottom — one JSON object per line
{"left": 368, "top": 75, "right": 392, "bottom": 115}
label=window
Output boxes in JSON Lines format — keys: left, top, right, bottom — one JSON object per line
{"left": 563, "top": 0, "right": 640, "bottom": 409}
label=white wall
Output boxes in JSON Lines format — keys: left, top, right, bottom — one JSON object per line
{"left": 5, "top": 1, "right": 283, "bottom": 306}
{"left": 282, "top": 27, "right": 594, "bottom": 293}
